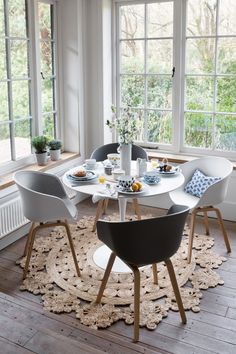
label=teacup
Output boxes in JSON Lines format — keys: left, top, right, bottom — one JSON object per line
{"left": 143, "top": 171, "right": 160, "bottom": 184}
{"left": 85, "top": 159, "right": 96, "bottom": 170}
{"left": 118, "top": 175, "right": 135, "bottom": 190}
{"left": 107, "top": 153, "right": 120, "bottom": 166}
{"left": 112, "top": 169, "right": 125, "bottom": 181}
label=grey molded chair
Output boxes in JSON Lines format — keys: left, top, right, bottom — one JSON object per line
{"left": 14, "top": 170, "right": 81, "bottom": 279}
{"left": 91, "top": 143, "right": 147, "bottom": 161}
{"left": 169, "top": 156, "right": 232, "bottom": 263}
{"left": 91, "top": 143, "right": 148, "bottom": 231}
{"left": 95, "top": 204, "right": 189, "bottom": 342}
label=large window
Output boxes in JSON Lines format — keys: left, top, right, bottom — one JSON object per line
{"left": 116, "top": 0, "right": 236, "bottom": 157}
{"left": 0, "top": 0, "right": 58, "bottom": 166}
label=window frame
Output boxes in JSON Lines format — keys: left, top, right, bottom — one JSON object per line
{"left": 114, "top": 0, "right": 236, "bottom": 160}
{"left": 0, "top": 0, "right": 60, "bottom": 174}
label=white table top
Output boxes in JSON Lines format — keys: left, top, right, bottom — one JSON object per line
{"left": 62, "top": 161, "right": 185, "bottom": 200}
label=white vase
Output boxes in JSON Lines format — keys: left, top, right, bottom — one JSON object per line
{"left": 50, "top": 149, "right": 61, "bottom": 161}
{"left": 120, "top": 143, "right": 131, "bottom": 176}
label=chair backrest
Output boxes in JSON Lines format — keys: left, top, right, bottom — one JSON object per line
{"left": 90, "top": 143, "right": 147, "bottom": 161}
{"left": 14, "top": 170, "right": 77, "bottom": 222}
{"left": 97, "top": 205, "right": 189, "bottom": 267}
{"left": 180, "top": 156, "right": 233, "bottom": 206}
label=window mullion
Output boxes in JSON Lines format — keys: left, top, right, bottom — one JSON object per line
{"left": 144, "top": 3, "right": 147, "bottom": 142}
{"left": 4, "top": 0, "right": 16, "bottom": 160}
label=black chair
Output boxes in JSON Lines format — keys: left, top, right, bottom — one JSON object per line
{"left": 91, "top": 143, "right": 147, "bottom": 161}
{"left": 91, "top": 143, "right": 148, "bottom": 231}
{"left": 95, "top": 204, "right": 190, "bottom": 342}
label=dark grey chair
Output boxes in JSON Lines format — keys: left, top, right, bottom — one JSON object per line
{"left": 90, "top": 143, "right": 148, "bottom": 231}
{"left": 95, "top": 204, "right": 190, "bottom": 342}
{"left": 91, "top": 143, "right": 147, "bottom": 161}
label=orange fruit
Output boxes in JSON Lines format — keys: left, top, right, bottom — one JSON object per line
{"left": 131, "top": 183, "right": 139, "bottom": 192}
{"left": 135, "top": 181, "right": 142, "bottom": 191}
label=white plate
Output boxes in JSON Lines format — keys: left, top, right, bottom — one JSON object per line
{"left": 157, "top": 167, "right": 180, "bottom": 176}
{"left": 115, "top": 185, "right": 147, "bottom": 195}
{"left": 67, "top": 170, "right": 97, "bottom": 181}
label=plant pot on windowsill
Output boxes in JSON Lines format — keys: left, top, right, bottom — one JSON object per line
{"left": 48, "top": 139, "right": 62, "bottom": 161}
{"left": 32, "top": 135, "right": 49, "bottom": 166}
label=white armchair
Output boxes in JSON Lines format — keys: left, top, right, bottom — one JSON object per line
{"left": 169, "top": 156, "right": 232, "bottom": 263}
{"left": 14, "top": 170, "right": 81, "bottom": 279}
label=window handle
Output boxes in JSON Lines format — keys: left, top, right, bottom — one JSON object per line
{"left": 40, "top": 71, "right": 45, "bottom": 80}
{"left": 172, "top": 67, "right": 175, "bottom": 78}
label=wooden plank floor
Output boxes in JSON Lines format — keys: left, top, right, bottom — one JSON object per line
{"left": 0, "top": 198, "right": 235, "bottom": 354}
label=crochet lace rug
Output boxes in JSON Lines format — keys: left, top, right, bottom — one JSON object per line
{"left": 16, "top": 214, "right": 226, "bottom": 330}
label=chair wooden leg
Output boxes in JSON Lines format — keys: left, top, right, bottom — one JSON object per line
{"left": 213, "top": 207, "right": 231, "bottom": 253}
{"left": 132, "top": 198, "right": 141, "bottom": 220}
{"left": 96, "top": 252, "right": 116, "bottom": 303}
{"left": 187, "top": 210, "right": 197, "bottom": 263}
{"left": 92, "top": 199, "right": 105, "bottom": 232}
{"left": 103, "top": 198, "right": 109, "bottom": 215}
{"left": 23, "top": 222, "right": 35, "bottom": 257}
{"left": 23, "top": 225, "right": 37, "bottom": 279}
{"left": 129, "top": 265, "right": 140, "bottom": 343}
{"left": 203, "top": 211, "right": 210, "bottom": 235}
{"left": 152, "top": 263, "right": 158, "bottom": 285}
{"left": 165, "top": 259, "right": 186, "bottom": 324}
{"left": 64, "top": 220, "right": 81, "bottom": 277}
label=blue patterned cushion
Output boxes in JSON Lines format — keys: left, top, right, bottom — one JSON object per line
{"left": 184, "top": 169, "right": 221, "bottom": 198}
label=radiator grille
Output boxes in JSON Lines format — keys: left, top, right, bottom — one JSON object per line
{"left": 0, "top": 197, "right": 28, "bottom": 238}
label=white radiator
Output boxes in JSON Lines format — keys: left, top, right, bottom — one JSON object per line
{"left": 0, "top": 197, "right": 28, "bottom": 238}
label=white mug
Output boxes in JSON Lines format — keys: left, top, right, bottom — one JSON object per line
{"left": 85, "top": 158, "right": 96, "bottom": 169}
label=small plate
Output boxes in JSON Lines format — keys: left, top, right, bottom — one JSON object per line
{"left": 67, "top": 170, "right": 97, "bottom": 181}
{"left": 115, "top": 185, "right": 147, "bottom": 195}
{"left": 142, "top": 178, "right": 160, "bottom": 185}
{"left": 157, "top": 166, "right": 180, "bottom": 176}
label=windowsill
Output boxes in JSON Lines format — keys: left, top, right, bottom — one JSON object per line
{"left": 147, "top": 150, "right": 236, "bottom": 170}
{"left": 0, "top": 152, "right": 80, "bottom": 191}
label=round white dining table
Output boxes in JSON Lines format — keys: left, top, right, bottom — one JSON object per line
{"left": 62, "top": 162, "right": 185, "bottom": 272}
{"left": 62, "top": 161, "right": 184, "bottom": 221}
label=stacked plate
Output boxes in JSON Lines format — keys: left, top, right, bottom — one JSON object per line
{"left": 67, "top": 170, "right": 97, "bottom": 182}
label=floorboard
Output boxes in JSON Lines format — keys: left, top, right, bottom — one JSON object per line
{"left": 0, "top": 198, "right": 235, "bottom": 354}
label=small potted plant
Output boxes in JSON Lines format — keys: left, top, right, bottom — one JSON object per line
{"left": 48, "top": 139, "right": 62, "bottom": 161}
{"left": 32, "top": 135, "right": 49, "bottom": 166}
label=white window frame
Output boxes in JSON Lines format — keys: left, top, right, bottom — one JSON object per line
{"left": 114, "top": 0, "right": 236, "bottom": 160}
{"left": 0, "top": 0, "right": 60, "bottom": 174}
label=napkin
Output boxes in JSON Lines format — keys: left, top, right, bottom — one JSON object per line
{"left": 92, "top": 184, "right": 117, "bottom": 203}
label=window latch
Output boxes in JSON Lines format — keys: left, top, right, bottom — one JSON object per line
{"left": 172, "top": 67, "right": 175, "bottom": 78}
{"left": 40, "top": 71, "right": 45, "bottom": 80}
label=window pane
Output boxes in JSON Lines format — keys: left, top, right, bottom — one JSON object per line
{"left": 0, "top": 1, "right": 4, "bottom": 36}
{"left": 120, "top": 5, "right": 144, "bottom": 39}
{"left": 184, "top": 113, "right": 213, "bottom": 148}
{"left": 147, "top": 2, "right": 173, "bottom": 37}
{"left": 42, "top": 79, "right": 54, "bottom": 112}
{"left": 121, "top": 75, "right": 145, "bottom": 107}
{"left": 0, "top": 39, "right": 6, "bottom": 80}
{"left": 147, "top": 39, "right": 172, "bottom": 74}
{"left": 218, "top": 0, "right": 236, "bottom": 35}
{"left": 0, "top": 123, "right": 11, "bottom": 163}
{"left": 12, "top": 80, "right": 30, "bottom": 118}
{"left": 39, "top": 2, "right": 52, "bottom": 39}
{"left": 147, "top": 110, "right": 172, "bottom": 144}
{"left": 11, "top": 40, "right": 28, "bottom": 78}
{"left": 8, "top": 0, "right": 26, "bottom": 37}
{"left": 121, "top": 40, "right": 144, "bottom": 74}
{"left": 42, "top": 114, "right": 54, "bottom": 137}
{"left": 14, "top": 119, "right": 31, "bottom": 159}
{"left": 186, "top": 0, "right": 216, "bottom": 37}
{"left": 0, "top": 82, "right": 9, "bottom": 121}
{"left": 215, "top": 115, "right": 236, "bottom": 151}
{"left": 40, "top": 41, "right": 53, "bottom": 77}
{"left": 186, "top": 38, "right": 215, "bottom": 74}
{"left": 217, "top": 78, "right": 236, "bottom": 112}
{"left": 185, "top": 76, "right": 214, "bottom": 111}
{"left": 147, "top": 76, "right": 172, "bottom": 109}
{"left": 217, "top": 38, "right": 236, "bottom": 74}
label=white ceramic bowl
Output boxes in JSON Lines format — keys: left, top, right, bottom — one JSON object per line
{"left": 107, "top": 153, "right": 120, "bottom": 166}
{"left": 112, "top": 169, "right": 125, "bottom": 181}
